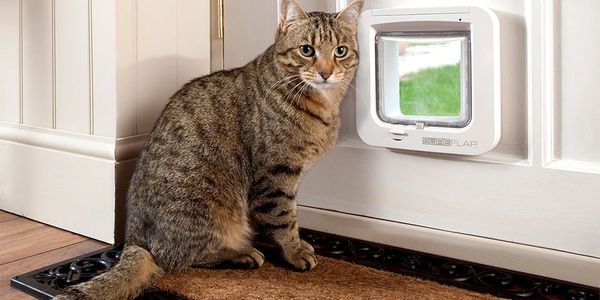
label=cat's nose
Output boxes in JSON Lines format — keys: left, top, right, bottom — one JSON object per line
{"left": 319, "top": 71, "right": 331, "bottom": 81}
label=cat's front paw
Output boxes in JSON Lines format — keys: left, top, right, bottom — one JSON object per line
{"left": 282, "top": 239, "right": 317, "bottom": 271}
{"left": 230, "top": 247, "right": 265, "bottom": 269}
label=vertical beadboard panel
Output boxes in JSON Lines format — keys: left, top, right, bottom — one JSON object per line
{"left": 22, "top": 0, "right": 53, "bottom": 128}
{"left": 176, "top": 0, "right": 211, "bottom": 86}
{"left": 0, "top": 0, "right": 20, "bottom": 124}
{"left": 136, "top": 0, "right": 177, "bottom": 134}
{"left": 115, "top": 0, "right": 135, "bottom": 138}
{"left": 92, "top": 0, "right": 117, "bottom": 137}
{"left": 54, "top": 0, "right": 90, "bottom": 133}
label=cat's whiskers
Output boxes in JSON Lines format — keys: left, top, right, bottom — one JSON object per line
{"left": 266, "top": 75, "right": 300, "bottom": 94}
{"left": 292, "top": 81, "right": 311, "bottom": 107}
{"left": 291, "top": 82, "right": 303, "bottom": 106}
{"left": 338, "top": 78, "right": 357, "bottom": 92}
{"left": 283, "top": 79, "right": 308, "bottom": 104}
{"left": 264, "top": 75, "right": 302, "bottom": 101}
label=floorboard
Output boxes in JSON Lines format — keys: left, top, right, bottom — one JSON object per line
{"left": 0, "top": 211, "right": 109, "bottom": 299}
{"left": 0, "top": 210, "right": 19, "bottom": 223}
{"left": 0, "top": 218, "right": 89, "bottom": 265}
{"left": 1, "top": 218, "right": 46, "bottom": 264}
{"left": 2, "top": 240, "right": 108, "bottom": 299}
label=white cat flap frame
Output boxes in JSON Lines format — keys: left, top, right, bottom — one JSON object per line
{"left": 356, "top": 6, "right": 502, "bottom": 155}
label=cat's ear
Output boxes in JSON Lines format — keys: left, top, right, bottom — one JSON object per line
{"left": 279, "top": 0, "right": 308, "bottom": 31}
{"left": 336, "top": 0, "right": 364, "bottom": 26}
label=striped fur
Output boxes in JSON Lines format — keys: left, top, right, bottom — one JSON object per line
{"left": 55, "top": 0, "right": 363, "bottom": 299}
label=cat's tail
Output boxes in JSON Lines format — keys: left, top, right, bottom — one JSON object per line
{"left": 54, "top": 245, "right": 163, "bottom": 300}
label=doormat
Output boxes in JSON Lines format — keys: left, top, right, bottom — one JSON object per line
{"left": 11, "top": 229, "right": 600, "bottom": 299}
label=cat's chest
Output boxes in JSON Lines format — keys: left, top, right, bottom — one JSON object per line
{"left": 291, "top": 118, "right": 339, "bottom": 159}
{"left": 292, "top": 96, "right": 340, "bottom": 157}
{"left": 256, "top": 115, "right": 338, "bottom": 165}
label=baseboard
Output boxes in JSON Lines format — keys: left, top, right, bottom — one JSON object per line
{"left": 0, "top": 124, "right": 117, "bottom": 243}
{"left": 0, "top": 124, "right": 153, "bottom": 243}
{"left": 115, "top": 134, "right": 148, "bottom": 161}
{"left": 298, "top": 206, "right": 600, "bottom": 287}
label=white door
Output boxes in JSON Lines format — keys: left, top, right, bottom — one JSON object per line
{"left": 222, "top": 0, "right": 600, "bottom": 286}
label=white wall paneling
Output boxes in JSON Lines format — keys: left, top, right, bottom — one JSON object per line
{"left": 6, "top": 0, "right": 117, "bottom": 136}
{"left": 91, "top": 0, "right": 118, "bottom": 137}
{"left": 54, "top": 0, "right": 91, "bottom": 133}
{"left": 2, "top": 0, "right": 210, "bottom": 138}
{"left": 0, "top": 0, "right": 20, "bottom": 124}
{"left": 22, "top": 0, "right": 53, "bottom": 128}
{"left": 115, "top": 0, "right": 136, "bottom": 137}
{"left": 116, "top": 0, "right": 211, "bottom": 136}
{"left": 0, "top": 0, "right": 211, "bottom": 242}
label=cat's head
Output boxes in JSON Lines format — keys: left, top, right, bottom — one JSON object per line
{"left": 274, "top": 0, "right": 364, "bottom": 91}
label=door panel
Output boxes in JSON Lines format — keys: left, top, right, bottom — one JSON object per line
{"left": 222, "top": 0, "right": 600, "bottom": 261}
{"left": 559, "top": 0, "right": 600, "bottom": 163}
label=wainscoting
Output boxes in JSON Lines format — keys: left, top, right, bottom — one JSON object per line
{"left": 0, "top": 0, "right": 211, "bottom": 243}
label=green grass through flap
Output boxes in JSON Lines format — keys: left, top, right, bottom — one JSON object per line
{"left": 399, "top": 63, "right": 461, "bottom": 116}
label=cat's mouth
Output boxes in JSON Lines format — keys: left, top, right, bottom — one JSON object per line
{"left": 307, "top": 79, "right": 338, "bottom": 89}
{"left": 300, "top": 73, "right": 339, "bottom": 90}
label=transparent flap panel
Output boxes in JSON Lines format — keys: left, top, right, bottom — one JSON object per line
{"left": 376, "top": 31, "right": 471, "bottom": 127}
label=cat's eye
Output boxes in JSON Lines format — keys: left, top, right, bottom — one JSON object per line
{"left": 334, "top": 46, "right": 348, "bottom": 58}
{"left": 299, "top": 45, "right": 315, "bottom": 57}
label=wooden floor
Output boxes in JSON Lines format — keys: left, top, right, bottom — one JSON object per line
{"left": 0, "top": 210, "right": 108, "bottom": 299}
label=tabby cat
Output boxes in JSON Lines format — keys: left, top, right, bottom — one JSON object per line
{"left": 56, "top": 0, "right": 363, "bottom": 299}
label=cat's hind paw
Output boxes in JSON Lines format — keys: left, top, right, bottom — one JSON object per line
{"left": 229, "top": 247, "right": 265, "bottom": 269}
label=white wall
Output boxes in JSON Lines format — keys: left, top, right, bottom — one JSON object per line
{"left": 0, "top": 0, "right": 210, "bottom": 138}
{"left": 0, "top": 0, "right": 116, "bottom": 135}
{"left": 116, "top": 0, "right": 211, "bottom": 137}
{"left": 0, "top": 0, "right": 211, "bottom": 243}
